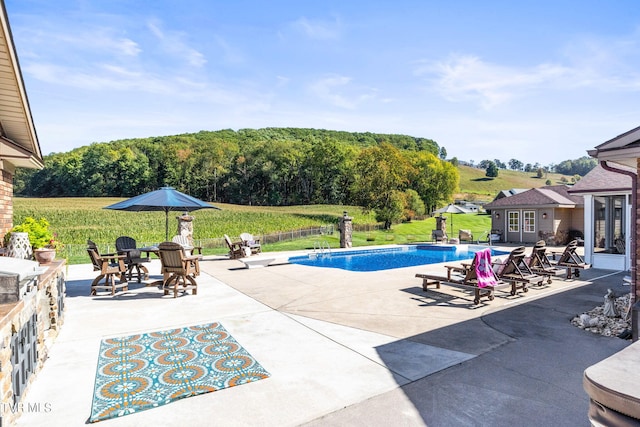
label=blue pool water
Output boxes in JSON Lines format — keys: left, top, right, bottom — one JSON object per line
{"left": 288, "top": 245, "right": 508, "bottom": 272}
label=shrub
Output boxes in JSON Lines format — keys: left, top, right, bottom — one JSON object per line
{"left": 5, "top": 217, "right": 54, "bottom": 249}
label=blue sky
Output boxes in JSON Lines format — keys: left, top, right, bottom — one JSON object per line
{"left": 5, "top": 1, "right": 640, "bottom": 166}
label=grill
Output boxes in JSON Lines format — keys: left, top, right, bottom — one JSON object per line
{"left": 0, "top": 257, "right": 47, "bottom": 304}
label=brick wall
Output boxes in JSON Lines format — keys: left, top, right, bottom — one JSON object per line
{"left": 0, "top": 168, "right": 13, "bottom": 241}
{"left": 637, "top": 159, "right": 640, "bottom": 303}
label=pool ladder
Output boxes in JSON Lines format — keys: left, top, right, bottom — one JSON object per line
{"left": 313, "top": 240, "right": 332, "bottom": 257}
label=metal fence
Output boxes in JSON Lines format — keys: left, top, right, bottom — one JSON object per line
{"left": 62, "top": 224, "right": 336, "bottom": 259}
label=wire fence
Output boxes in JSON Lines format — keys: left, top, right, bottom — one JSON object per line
{"left": 61, "top": 224, "right": 336, "bottom": 259}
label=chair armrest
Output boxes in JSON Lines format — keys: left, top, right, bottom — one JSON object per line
{"left": 444, "top": 263, "right": 468, "bottom": 280}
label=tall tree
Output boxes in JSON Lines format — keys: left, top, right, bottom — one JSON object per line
{"left": 352, "top": 143, "right": 412, "bottom": 229}
{"left": 485, "top": 161, "right": 499, "bottom": 178}
{"left": 508, "top": 158, "right": 523, "bottom": 170}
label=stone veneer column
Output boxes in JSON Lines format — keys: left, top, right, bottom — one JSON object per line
{"left": 339, "top": 211, "right": 352, "bottom": 248}
{"left": 0, "top": 169, "right": 13, "bottom": 240}
{"left": 176, "top": 213, "right": 194, "bottom": 243}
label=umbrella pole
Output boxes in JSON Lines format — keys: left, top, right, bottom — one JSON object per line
{"left": 165, "top": 210, "right": 169, "bottom": 241}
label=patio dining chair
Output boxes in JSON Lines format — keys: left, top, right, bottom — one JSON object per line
{"left": 158, "top": 241, "right": 199, "bottom": 298}
{"left": 115, "top": 236, "right": 150, "bottom": 283}
{"left": 87, "top": 240, "right": 128, "bottom": 296}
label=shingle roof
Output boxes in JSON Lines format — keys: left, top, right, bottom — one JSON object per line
{"left": 493, "top": 188, "right": 527, "bottom": 201}
{"left": 569, "top": 163, "right": 633, "bottom": 194}
{"left": 484, "top": 185, "right": 582, "bottom": 209}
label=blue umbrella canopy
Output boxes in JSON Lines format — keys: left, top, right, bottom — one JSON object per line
{"left": 104, "top": 187, "right": 220, "bottom": 239}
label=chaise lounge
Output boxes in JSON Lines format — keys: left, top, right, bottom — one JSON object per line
{"left": 548, "top": 240, "right": 591, "bottom": 279}
{"left": 415, "top": 248, "right": 511, "bottom": 305}
{"left": 525, "top": 240, "right": 565, "bottom": 283}
{"left": 493, "top": 246, "right": 544, "bottom": 289}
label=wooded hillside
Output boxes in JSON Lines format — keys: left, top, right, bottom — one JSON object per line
{"left": 15, "top": 128, "right": 454, "bottom": 214}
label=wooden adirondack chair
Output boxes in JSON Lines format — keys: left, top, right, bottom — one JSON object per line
{"left": 87, "top": 240, "right": 128, "bottom": 295}
{"left": 158, "top": 241, "right": 198, "bottom": 298}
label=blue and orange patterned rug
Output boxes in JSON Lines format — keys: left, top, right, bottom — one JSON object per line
{"left": 89, "top": 322, "right": 270, "bottom": 423}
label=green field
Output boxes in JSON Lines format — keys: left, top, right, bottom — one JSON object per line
{"left": 13, "top": 197, "right": 491, "bottom": 264}
{"left": 12, "top": 166, "right": 576, "bottom": 264}
{"left": 457, "top": 165, "right": 574, "bottom": 201}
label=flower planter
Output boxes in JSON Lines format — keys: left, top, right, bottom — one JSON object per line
{"left": 33, "top": 248, "right": 56, "bottom": 264}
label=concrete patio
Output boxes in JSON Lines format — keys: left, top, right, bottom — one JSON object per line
{"left": 13, "top": 247, "right": 631, "bottom": 426}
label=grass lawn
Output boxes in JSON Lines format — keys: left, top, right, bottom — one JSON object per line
{"left": 13, "top": 197, "right": 491, "bottom": 264}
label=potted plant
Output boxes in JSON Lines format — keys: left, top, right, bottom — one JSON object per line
{"left": 5, "top": 217, "right": 63, "bottom": 264}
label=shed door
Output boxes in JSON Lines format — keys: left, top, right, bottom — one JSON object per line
{"left": 522, "top": 210, "right": 537, "bottom": 243}
{"left": 507, "top": 211, "right": 520, "bottom": 242}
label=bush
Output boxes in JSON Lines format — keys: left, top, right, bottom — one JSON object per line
{"left": 5, "top": 217, "right": 53, "bottom": 249}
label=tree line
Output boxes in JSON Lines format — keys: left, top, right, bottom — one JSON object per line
{"left": 15, "top": 128, "right": 458, "bottom": 228}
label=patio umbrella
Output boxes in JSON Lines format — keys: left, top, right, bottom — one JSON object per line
{"left": 104, "top": 187, "right": 220, "bottom": 240}
{"left": 432, "top": 203, "right": 471, "bottom": 237}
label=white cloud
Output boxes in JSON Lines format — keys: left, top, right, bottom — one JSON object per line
{"left": 308, "top": 75, "right": 378, "bottom": 109}
{"left": 292, "top": 16, "right": 341, "bottom": 40}
{"left": 417, "top": 54, "right": 571, "bottom": 109}
{"left": 146, "top": 19, "right": 207, "bottom": 67}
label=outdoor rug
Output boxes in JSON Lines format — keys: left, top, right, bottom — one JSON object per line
{"left": 89, "top": 322, "right": 270, "bottom": 423}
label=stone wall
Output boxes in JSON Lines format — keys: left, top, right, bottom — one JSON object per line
{"left": 0, "top": 260, "right": 65, "bottom": 425}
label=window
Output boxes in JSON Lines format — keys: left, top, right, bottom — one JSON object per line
{"left": 593, "top": 195, "right": 625, "bottom": 253}
{"left": 508, "top": 211, "right": 519, "bottom": 232}
{"left": 523, "top": 211, "right": 535, "bottom": 233}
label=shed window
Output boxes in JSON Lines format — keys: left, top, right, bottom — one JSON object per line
{"left": 508, "top": 211, "right": 519, "bottom": 232}
{"left": 523, "top": 211, "right": 535, "bottom": 233}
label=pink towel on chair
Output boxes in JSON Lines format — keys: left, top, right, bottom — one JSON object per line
{"left": 475, "top": 248, "right": 497, "bottom": 288}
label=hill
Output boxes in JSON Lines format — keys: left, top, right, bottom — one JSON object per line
{"left": 456, "top": 165, "right": 576, "bottom": 202}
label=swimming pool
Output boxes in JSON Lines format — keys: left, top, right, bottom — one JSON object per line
{"left": 288, "top": 245, "right": 508, "bottom": 272}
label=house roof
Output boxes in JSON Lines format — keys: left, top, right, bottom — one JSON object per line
{"left": 0, "top": 2, "right": 42, "bottom": 171}
{"left": 492, "top": 188, "right": 527, "bottom": 201}
{"left": 587, "top": 125, "right": 640, "bottom": 169}
{"left": 484, "top": 185, "right": 583, "bottom": 210}
{"left": 569, "top": 163, "right": 633, "bottom": 194}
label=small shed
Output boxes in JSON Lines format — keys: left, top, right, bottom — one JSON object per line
{"left": 483, "top": 185, "right": 583, "bottom": 244}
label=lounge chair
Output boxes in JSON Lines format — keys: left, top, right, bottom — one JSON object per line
{"left": 115, "top": 236, "right": 150, "bottom": 283}
{"left": 525, "top": 240, "right": 565, "bottom": 284}
{"left": 240, "top": 232, "right": 262, "bottom": 254}
{"left": 458, "top": 229, "right": 473, "bottom": 242}
{"left": 224, "top": 234, "right": 246, "bottom": 259}
{"left": 87, "top": 240, "right": 128, "bottom": 296}
{"left": 158, "top": 241, "right": 198, "bottom": 298}
{"left": 492, "top": 246, "right": 544, "bottom": 289}
{"left": 431, "top": 229, "right": 446, "bottom": 243}
{"left": 171, "top": 235, "right": 203, "bottom": 257}
{"left": 415, "top": 248, "right": 511, "bottom": 305}
{"left": 548, "top": 240, "right": 591, "bottom": 279}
